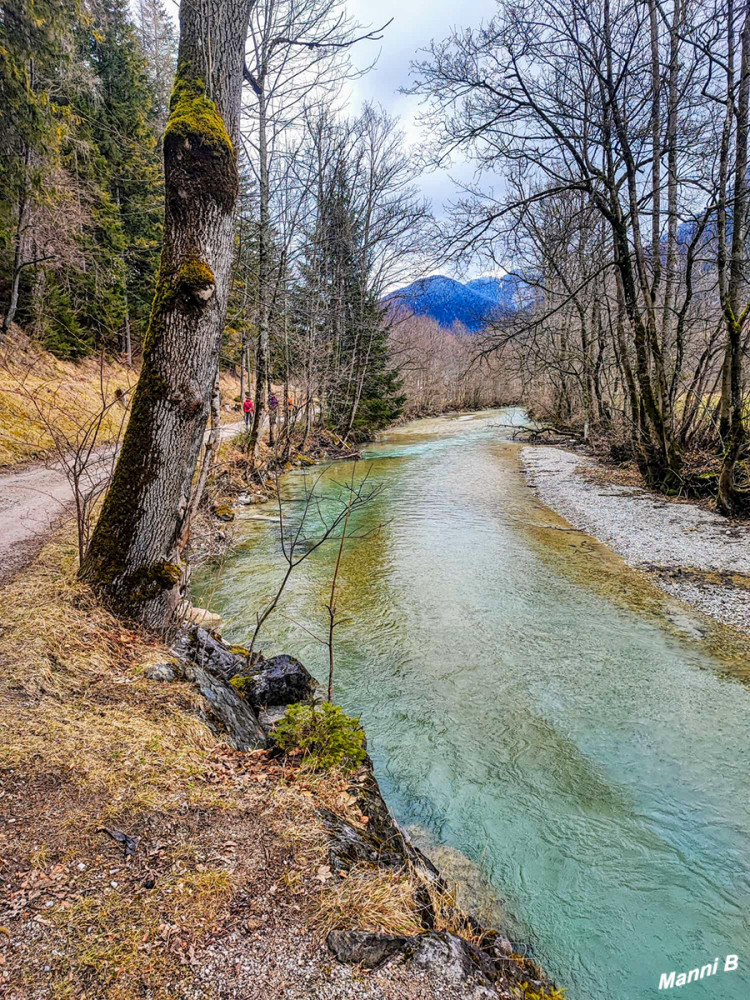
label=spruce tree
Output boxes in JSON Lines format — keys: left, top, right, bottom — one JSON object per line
{"left": 80, "top": 0, "right": 163, "bottom": 355}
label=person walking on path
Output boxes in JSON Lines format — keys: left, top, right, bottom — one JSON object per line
{"left": 243, "top": 395, "right": 254, "bottom": 426}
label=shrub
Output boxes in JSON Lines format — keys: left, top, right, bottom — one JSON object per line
{"left": 274, "top": 702, "right": 366, "bottom": 772}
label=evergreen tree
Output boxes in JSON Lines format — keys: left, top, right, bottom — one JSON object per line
{"left": 0, "top": 0, "right": 164, "bottom": 358}
{"left": 79, "top": 0, "right": 163, "bottom": 356}
{"left": 0, "top": 0, "right": 79, "bottom": 335}
{"left": 134, "top": 0, "right": 176, "bottom": 135}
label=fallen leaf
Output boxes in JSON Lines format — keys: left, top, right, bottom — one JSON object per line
{"left": 315, "top": 865, "right": 332, "bottom": 883}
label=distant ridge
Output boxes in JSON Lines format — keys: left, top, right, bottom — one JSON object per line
{"left": 385, "top": 274, "right": 530, "bottom": 332}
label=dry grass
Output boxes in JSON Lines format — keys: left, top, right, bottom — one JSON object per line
{"left": 51, "top": 869, "right": 233, "bottom": 1000}
{"left": 0, "top": 329, "right": 243, "bottom": 469}
{"left": 314, "top": 864, "right": 426, "bottom": 937}
{"left": 0, "top": 529, "right": 252, "bottom": 998}
{"left": 1, "top": 526, "right": 499, "bottom": 1000}
{"left": 0, "top": 331, "right": 136, "bottom": 468}
{"left": 265, "top": 771, "right": 489, "bottom": 948}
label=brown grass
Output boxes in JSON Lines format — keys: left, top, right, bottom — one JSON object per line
{"left": 265, "top": 773, "right": 488, "bottom": 948}
{"left": 313, "top": 864, "right": 425, "bottom": 937}
{"left": 0, "top": 329, "right": 243, "bottom": 469}
{"left": 0, "top": 331, "right": 136, "bottom": 468}
{"left": 1, "top": 525, "right": 496, "bottom": 1000}
{"left": 0, "top": 530, "right": 249, "bottom": 998}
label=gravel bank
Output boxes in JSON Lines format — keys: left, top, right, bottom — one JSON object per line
{"left": 522, "top": 446, "right": 750, "bottom": 633}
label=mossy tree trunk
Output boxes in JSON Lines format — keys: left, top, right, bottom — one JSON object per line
{"left": 80, "top": 0, "right": 253, "bottom": 629}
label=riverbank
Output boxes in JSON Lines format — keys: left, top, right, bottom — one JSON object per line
{"left": 522, "top": 446, "right": 750, "bottom": 634}
{"left": 1, "top": 464, "right": 559, "bottom": 998}
{"left": 188, "top": 408, "right": 750, "bottom": 998}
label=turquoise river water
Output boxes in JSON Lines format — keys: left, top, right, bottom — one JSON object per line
{"left": 193, "top": 409, "right": 750, "bottom": 999}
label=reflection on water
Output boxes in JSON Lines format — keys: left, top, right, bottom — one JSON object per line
{"left": 194, "top": 409, "right": 750, "bottom": 999}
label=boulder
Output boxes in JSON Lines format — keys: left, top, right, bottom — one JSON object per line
{"left": 174, "top": 626, "right": 244, "bottom": 681}
{"left": 327, "top": 929, "right": 497, "bottom": 995}
{"left": 320, "top": 807, "right": 406, "bottom": 873}
{"left": 327, "top": 929, "right": 407, "bottom": 969}
{"left": 182, "top": 663, "right": 266, "bottom": 751}
{"left": 406, "top": 931, "right": 497, "bottom": 988}
{"left": 234, "top": 654, "right": 316, "bottom": 708}
{"left": 257, "top": 704, "right": 289, "bottom": 735}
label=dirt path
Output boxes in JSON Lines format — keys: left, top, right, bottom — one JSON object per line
{"left": 0, "top": 421, "right": 247, "bottom": 583}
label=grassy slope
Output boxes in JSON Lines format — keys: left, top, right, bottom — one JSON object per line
{"left": 0, "top": 330, "right": 243, "bottom": 470}
{"left": 0, "top": 526, "right": 503, "bottom": 1000}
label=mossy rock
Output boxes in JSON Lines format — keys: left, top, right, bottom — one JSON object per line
{"left": 213, "top": 504, "right": 235, "bottom": 522}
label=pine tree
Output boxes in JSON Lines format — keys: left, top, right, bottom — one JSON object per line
{"left": 0, "top": 0, "right": 164, "bottom": 358}
{"left": 0, "top": 0, "right": 79, "bottom": 335}
{"left": 134, "top": 0, "right": 177, "bottom": 134}
{"left": 79, "top": 0, "right": 163, "bottom": 356}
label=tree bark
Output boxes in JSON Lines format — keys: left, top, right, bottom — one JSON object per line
{"left": 718, "top": 3, "right": 750, "bottom": 513}
{"left": 80, "top": 0, "right": 253, "bottom": 628}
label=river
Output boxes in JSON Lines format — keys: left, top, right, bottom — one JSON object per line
{"left": 193, "top": 409, "right": 750, "bottom": 999}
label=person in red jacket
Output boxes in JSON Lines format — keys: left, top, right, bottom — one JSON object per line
{"left": 242, "top": 395, "right": 254, "bottom": 426}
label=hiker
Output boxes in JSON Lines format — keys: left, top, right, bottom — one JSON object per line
{"left": 242, "top": 395, "right": 254, "bottom": 426}
{"left": 269, "top": 392, "right": 278, "bottom": 411}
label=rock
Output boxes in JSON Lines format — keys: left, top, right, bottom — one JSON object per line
{"left": 406, "top": 931, "right": 496, "bottom": 988}
{"left": 257, "top": 704, "right": 289, "bottom": 734}
{"left": 173, "top": 626, "right": 242, "bottom": 680}
{"left": 481, "top": 929, "right": 513, "bottom": 959}
{"left": 234, "top": 654, "right": 316, "bottom": 708}
{"left": 213, "top": 504, "right": 235, "bottom": 522}
{"left": 182, "top": 663, "right": 266, "bottom": 751}
{"left": 327, "top": 929, "right": 407, "bottom": 969}
{"left": 144, "top": 662, "right": 177, "bottom": 682}
{"left": 320, "top": 766, "right": 443, "bottom": 894}
{"left": 183, "top": 606, "right": 223, "bottom": 628}
{"left": 327, "top": 929, "right": 497, "bottom": 995}
{"left": 320, "top": 807, "right": 407, "bottom": 873}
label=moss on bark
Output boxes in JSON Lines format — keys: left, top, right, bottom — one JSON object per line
{"left": 164, "top": 71, "right": 238, "bottom": 215}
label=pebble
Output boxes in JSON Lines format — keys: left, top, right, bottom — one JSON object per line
{"left": 523, "top": 447, "right": 750, "bottom": 633}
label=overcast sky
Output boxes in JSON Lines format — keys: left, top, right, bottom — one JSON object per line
{"left": 342, "top": 0, "right": 501, "bottom": 281}
{"left": 344, "top": 0, "right": 495, "bottom": 210}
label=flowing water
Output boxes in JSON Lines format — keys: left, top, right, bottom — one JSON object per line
{"left": 194, "top": 409, "right": 750, "bottom": 999}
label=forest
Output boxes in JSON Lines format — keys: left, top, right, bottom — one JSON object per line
{"left": 0, "top": 0, "right": 436, "bottom": 448}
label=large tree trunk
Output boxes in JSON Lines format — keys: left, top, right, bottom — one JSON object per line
{"left": 80, "top": 0, "right": 252, "bottom": 628}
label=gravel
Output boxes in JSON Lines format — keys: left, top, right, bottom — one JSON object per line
{"left": 522, "top": 446, "right": 750, "bottom": 633}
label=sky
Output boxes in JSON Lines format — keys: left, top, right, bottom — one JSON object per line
{"left": 344, "top": 0, "right": 496, "bottom": 215}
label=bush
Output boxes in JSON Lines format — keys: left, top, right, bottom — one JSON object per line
{"left": 274, "top": 702, "right": 366, "bottom": 772}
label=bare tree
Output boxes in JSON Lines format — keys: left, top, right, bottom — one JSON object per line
{"left": 240, "top": 0, "right": 390, "bottom": 460}
{"left": 248, "top": 464, "right": 382, "bottom": 653}
{"left": 411, "top": 0, "right": 749, "bottom": 506}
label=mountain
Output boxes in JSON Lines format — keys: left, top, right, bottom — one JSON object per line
{"left": 465, "top": 275, "right": 533, "bottom": 313}
{"left": 386, "top": 274, "right": 530, "bottom": 332}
